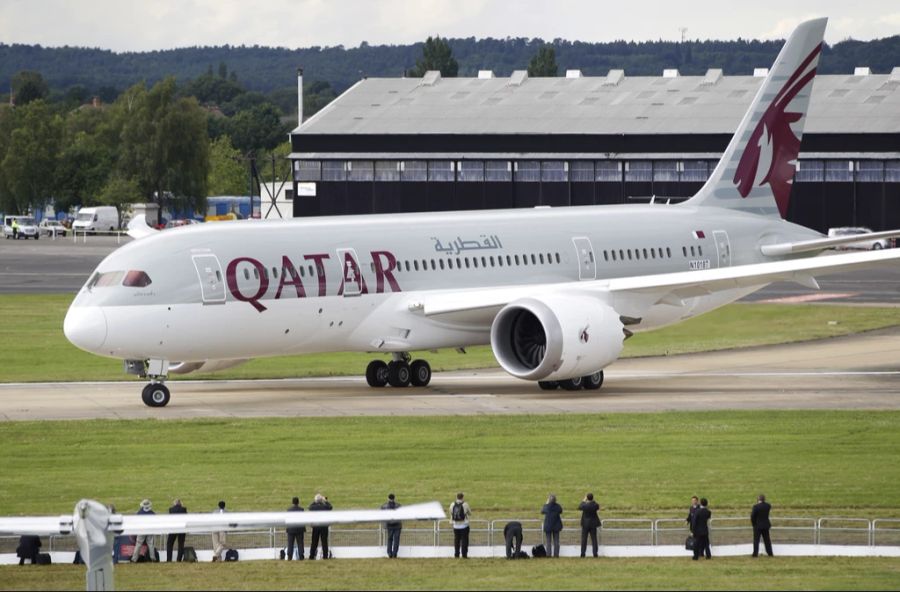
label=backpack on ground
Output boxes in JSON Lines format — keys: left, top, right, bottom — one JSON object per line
{"left": 224, "top": 548, "right": 239, "bottom": 562}
{"left": 183, "top": 547, "right": 198, "bottom": 563}
{"left": 451, "top": 501, "right": 466, "bottom": 522}
{"left": 515, "top": 550, "right": 530, "bottom": 559}
{"left": 36, "top": 553, "right": 52, "bottom": 565}
{"left": 531, "top": 544, "right": 547, "bottom": 558}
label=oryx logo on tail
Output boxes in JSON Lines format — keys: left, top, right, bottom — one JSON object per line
{"left": 733, "top": 44, "right": 822, "bottom": 218}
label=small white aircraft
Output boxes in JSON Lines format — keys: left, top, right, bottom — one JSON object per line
{"left": 63, "top": 17, "right": 900, "bottom": 407}
{"left": 0, "top": 499, "right": 445, "bottom": 590}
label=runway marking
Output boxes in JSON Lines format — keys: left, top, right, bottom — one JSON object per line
{"left": 759, "top": 292, "right": 860, "bottom": 304}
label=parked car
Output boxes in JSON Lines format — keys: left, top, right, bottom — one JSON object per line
{"left": 39, "top": 219, "right": 68, "bottom": 237}
{"left": 827, "top": 227, "right": 891, "bottom": 250}
{"left": 164, "top": 218, "right": 200, "bottom": 229}
{"left": 3, "top": 215, "right": 39, "bottom": 239}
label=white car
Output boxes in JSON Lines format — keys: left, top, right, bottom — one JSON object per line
{"left": 39, "top": 219, "right": 68, "bottom": 237}
{"left": 827, "top": 227, "right": 890, "bottom": 250}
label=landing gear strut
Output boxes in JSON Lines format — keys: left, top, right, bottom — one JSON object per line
{"left": 539, "top": 371, "right": 604, "bottom": 391}
{"left": 128, "top": 359, "right": 172, "bottom": 407}
{"left": 365, "top": 353, "right": 431, "bottom": 388}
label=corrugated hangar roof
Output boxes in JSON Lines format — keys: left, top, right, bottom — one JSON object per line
{"left": 293, "top": 68, "right": 900, "bottom": 136}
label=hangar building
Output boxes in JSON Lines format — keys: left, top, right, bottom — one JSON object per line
{"left": 289, "top": 67, "right": 900, "bottom": 232}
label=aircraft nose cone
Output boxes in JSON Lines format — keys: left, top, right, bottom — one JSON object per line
{"left": 64, "top": 306, "right": 108, "bottom": 353}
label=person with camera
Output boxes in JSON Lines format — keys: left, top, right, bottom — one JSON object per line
{"left": 691, "top": 498, "right": 712, "bottom": 560}
{"left": 578, "top": 493, "right": 601, "bottom": 558}
{"left": 286, "top": 496, "right": 305, "bottom": 560}
{"left": 541, "top": 494, "right": 564, "bottom": 558}
{"left": 751, "top": 494, "right": 774, "bottom": 557}
{"left": 308, "top": 494, "right": 333, "bottom": 559}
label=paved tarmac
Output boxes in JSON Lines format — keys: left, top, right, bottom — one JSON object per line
{"left": 2, "top": 327, "right": 899, "bottom": 421}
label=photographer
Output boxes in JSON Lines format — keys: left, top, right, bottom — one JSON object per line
{"left": 578, "top": 493, "right": 601, "bottom": 558}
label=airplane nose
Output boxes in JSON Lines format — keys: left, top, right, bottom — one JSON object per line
{"left": 64, "top": 306, "right": 108, "bottom": 352}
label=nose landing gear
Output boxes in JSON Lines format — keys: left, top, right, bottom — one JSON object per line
{"left": 141, "top": 383, "right": 171, "bottom": 407}
{"left": 365, "top": 353, "right": 431, "bottom": 388}
{"left": 127, "top": 359, "right": 172, "bottom": 407}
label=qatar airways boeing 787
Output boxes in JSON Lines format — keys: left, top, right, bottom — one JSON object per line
{"left": 63, "top": 18, "right": 900, "bottom": 407}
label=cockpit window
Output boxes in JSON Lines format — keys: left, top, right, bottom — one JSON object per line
{"left": 123, "top": 270, "right": 152, "bottom": 287}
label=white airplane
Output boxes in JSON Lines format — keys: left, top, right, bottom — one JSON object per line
{"left": 64, "top": 18, "right": 900, "bottom": 407}
{"left": 0, "top": 499, "right": 445, "bottom": 591}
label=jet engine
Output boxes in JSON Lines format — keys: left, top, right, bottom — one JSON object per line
{"left": 490, "top": 296, "right": 625, "bottom": 381}
{"left": 168, "top": 359, "right": 249, "bottom": 375}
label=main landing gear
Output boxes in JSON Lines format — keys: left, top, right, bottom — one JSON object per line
{"left": 538, "top": 371, "right": 604, "bottom": 391}
{"left": 365, "top": 353, "right": 432, "bottom": 388}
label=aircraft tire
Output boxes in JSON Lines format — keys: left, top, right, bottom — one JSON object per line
{"left": 142, "top": 383, "right": 171, "bottom": 407}
{"left": 559, "top": 377, "right": 583, "bottom": 391}
{"left": 582, "top": 371, "right": 604, "bottom": 390}
{"left": 387, "top": 361, "right": 411, "bottom": 388}
{"left": 366, "top": 360, "right": 389, "bottom": 387}
{"left": 538, "top": 381, "right": 558, "bottom": 390}
{"left": 410, "top": 359, "right": 431, "bottom": 387}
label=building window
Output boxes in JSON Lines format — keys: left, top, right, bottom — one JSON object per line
{"left": 570, "top": 161, "right": 594, "bottom": 182}
{"left": 348, "top": 161, "right": 374, "bottom": 182}
{"left": 886, "top": 161, "right": 900, "bottom": 182}
{"left": 458, "top": 161, "right": 485, "bottom": 182}
{"left": 515, "top": 161, "right": 541, "bottom": 182}
{"left": 375, "top": 161, "right": 401, "bottom": 182}
{"left": 541, "top": 161, "right": 567, "bottom": 182}
{"left": 681, "top": 160, "right": 708, "bottom": 182}
{"left": 625, "top": 160, "right": 652, "bottom": 182}
{"left": 795, "top": 160, "right": 824, "bottom": 183}
{"left": 295, "top": 160, "right": 321, "bottom": 181}
{"left": 653, "top": 161, "right": 678, "bottom": 182}
{"left": 428, "top": 161, "right": 455, "bottom": 182}
{"left": 857, "top": 160, "right": 884, "bottom": 183}
{"left": 485, "top": 161, "right": 512, "bottom": 182}
{"left": 322, "top": 161, "right": 347, "bottom": 181}
{"left": 825, "top": 160, "right": 853, "bottom": 182}
{"left": 402, "top": 160, "right": 427, "bottom": 182}
{"left": 596, "top": 160, "right": 621, "bottom": 182}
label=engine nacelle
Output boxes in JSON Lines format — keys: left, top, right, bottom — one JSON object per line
{"left": 168, "top": 359, "right": 249, "bottom": 375}
{"left": 490, "top": 296, "right": 624, "bottom": 381}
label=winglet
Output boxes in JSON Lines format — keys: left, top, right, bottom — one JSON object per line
{"left": 126, "top": 214, "right": 157, "bottom": 240}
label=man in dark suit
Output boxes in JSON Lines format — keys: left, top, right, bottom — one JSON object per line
{"left": 308, "top": 494, "right": 333, "bottom": 559}
{"left": 686, "top": 496, "right": 699, "bottom": 535}
{"left": 503, "top": 521, "right": 523, "bottom": 559}
{"left": 166, "top": 498, "right": 188, "bottom": 562}
{"left": 286, "top": 496, "right": 305, "bottom": 560}
{"left": 691, "top": 498, "right": 712, "bottom": 560}
{"left": 751, "top": 494, "right": 774, "bottom": 557}
{"left": 578, "top": 493, "right": 601, "bottom": 558}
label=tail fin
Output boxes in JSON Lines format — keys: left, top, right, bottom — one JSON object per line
{"left": 685, "top": 18, "right": 827, "bottom": 218}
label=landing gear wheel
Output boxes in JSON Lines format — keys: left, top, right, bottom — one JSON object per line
{"left": 538, "top": 381, "right": 559, "bottom": 391}
{"left": 559, "top": 377, "right": 583, "bottom": 391}
{"left": 582, "top": 371, "right": 604, "bottom": 390}
{"left": 387, "top": 361, "right": 411, "bottom": 388}
{"left": 366, "top": 360, "right": 389, "bottom": 387}
{"left": 410, "top": 359, "right": 432, "bottom": 387}
{"left": 141, "top": 383, "right": 170, "bottom": 407}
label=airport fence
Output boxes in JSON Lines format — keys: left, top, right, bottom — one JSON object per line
{"left": 70, "top": 229, "right": 127, "bottom": 244}
{"left": 3, "top": 515, "right": 899, "bottom": 556}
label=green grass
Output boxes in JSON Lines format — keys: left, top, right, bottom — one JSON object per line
{"left": 2, "top": 412, "right": 898, "bottom": 518}
{"left": 2, "top": 557, "right": 899, "bottom": 590}
{"left": 2, "top": 294, "right": 900, "bottom": 382}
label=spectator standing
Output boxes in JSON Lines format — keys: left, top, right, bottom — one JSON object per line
{"left": 686, "top": 496, "right": 699, "bottom": 536}
{"left": 541, "top": 494, "right": 564, "bottom": 558}
{"left": 308, "top": 494, "right": 333, "bottom": 559}
{"left": 578, "top": 493, "right": 601, "bottom": 558}
{"left": 503, "top": 521, "right": 523, "bottom": 559}
{"left": 449, "top": 493, "right": 472, "bottom": 559}
{"left": 691, "top": 498, "right": 712, "bottom": 560}
{"left": 166, "top": 498, "right": 187, "bottom": 562}
{"left": 11, "top": 218, "right": 19, "bottom": 239}
{"left": 130, "top": 499, "right": 158, "bottom": 562}
{"left": 211, "top": 500, "right": 229, "bottom": 562}
{"left": 751, "top": 494, "right": 774, "bottom": 557}
{"left": 286, "top": 496, "right": 306, "bottom": 560}
{"left": 16, "top": 535, "right": 41, "bottom": 565}
{"left": 380, "top": 493, "right": 402, "bottom": 559}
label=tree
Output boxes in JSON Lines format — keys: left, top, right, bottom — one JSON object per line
{"left": 12, "top": 71, "right": 49, "bottom": 106}
{"left": 407, "top": 36, "right": 459, "bottom": 77}
{"left": 0, "top": 100, "right": 61, "bottom": 214}
{"left": 226, "top": 103, "right": 287, "bottom": 154}
{"left": 218, "top": 61, "right": 228, "bottom": 79}
{"left": 527, "top": 46, "right": 558, "bottom": 77}
{"left": 54, "top": 130, "right": 113, "bottom": 213}
{"left": 207, "top": 135, "right": 247, "bottom": 195}
{"left": 96, "top": 174, "right": 143, "bottom": 226}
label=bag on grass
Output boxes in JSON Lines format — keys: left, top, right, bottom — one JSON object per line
{"left": 225, "top": 548, "right": 239, "bottom": 562}
{"left": 183, "top": 547, "right": 198, "bottom": 563}
{"left": 515, "top": 550, "right": 529, "bottom": 559}
{"left": 531, "top": 544, "right": 547, "bottom": 558}
{"left": 685, "top": 535, "right": 695, "bottom": 551}
{"left": 37, "top": 553, "right": 52, "bottom": 565}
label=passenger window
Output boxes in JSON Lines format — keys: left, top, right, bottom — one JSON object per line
{"left": 619, "top": 249, "right": 624, "bottom": 260}
{"left": 243, "top": 269, "right": 250, "bottom": 280}
{"left": 498, "top": 257, "right": 503, "bottom": 267}
{"left": 690, "top": 246, "right": 696, "bottom": 257}
{"left": 650, "top": 248, "right": 656, "bottom": 259}
{"left": 430, "top": 259, "right": 436, "bottom": 270}
{"left": 530, "top": 254, "right": 536, "bottom": 265}
{"left": 603, "top": 251, "right": 609, "bottom": 261}
{"left": 473, "top": 258, "right": 479, "bottom": 269}
{"left": 272, "top": 267, "right": 278, "bottom": 279}
{"left": 490, "top": 256, "right": 495, "bottom": 267}
{"left": 439, "top": 259, "right": 445, "bottom": 270}
{"left": 413, "top": 260, "right": 419, "bottom": 271}
{"left": 698, "top": 246, "right": 703, "bottom": 256}
{"left": 611, "top": 250, "right": 617, "bottom": 261}
{"left": 682, "top": 246, "right": 688, "bottom": 257}
{"left": 667, "top": 247, "right": 672, "bottom": 258}
{"left": 253, "top": 268, "right": 259, "bottom": 280}
{"left": 539, "top": 253, "right": 545, "bottom": 264}
{"left": 627, "top": 250, "right": 632, "bottom": 260}
{"left": 555, "top": 253, "right": 561, "bottom": 264}
{"left": 507, "top": 255, "right": 513, "bottom": 266}
{"left": 405, "top": 261, "right": 411, "bottom": 272}
{"left": 481, "top": 256, "right": 486, "bottom": 268}
{"left": 514, "top": 255, "right": 520, "bottom": 265}
{"left": 643, "top": 248, "right": 648, "bottom": 259}
{"left": 465, "top": 258, "right": 470, "bottom": 269}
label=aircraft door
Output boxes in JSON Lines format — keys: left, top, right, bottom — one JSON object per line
{"left": 336, "top": 248, "right": 367, "bottom": 297}
{"left": 572, "top": 237, "right": 596, "bottom": 280}
{"left": 192, "top": 254, "right": 226, "bottom": 304}
{"left": 713, "top": 230, "right": 731, "bottom": 268}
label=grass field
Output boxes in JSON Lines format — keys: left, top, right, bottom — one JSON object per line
{"left": 2, "top": 557, "right": 899, "bottom": 591}
{"left": 3, "top": 294, "right": 900, "bottom": 382}
{"left": 2, "top": 411, "right": 898, "bottom": 518}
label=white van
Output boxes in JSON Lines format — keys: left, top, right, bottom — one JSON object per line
{"left": 73, "top": 206, "right": 119, "bottom": 233}
{"left": 3, "top": 215, "right": 40, "bottom": 239}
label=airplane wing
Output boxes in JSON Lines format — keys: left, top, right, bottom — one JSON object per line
{"left": 416, "top": 248, "right": 900, "bottom": 319}
{"left": 760, "top": 229, "right": 900, "bottom": 256}
{"left": 0, "top": 501, "right": 446, "bottom": 537}
{"left": 126, "top": 214, "right": 158, "bottom": 240}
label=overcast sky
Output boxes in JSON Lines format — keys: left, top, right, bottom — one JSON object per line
{"left": 1, "top": 0, "right": 897, "bottom": 51}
